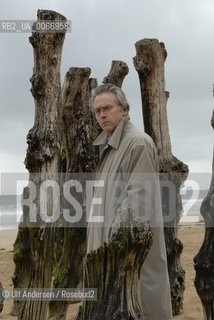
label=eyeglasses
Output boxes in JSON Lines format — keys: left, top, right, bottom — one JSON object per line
{"left": 94, "top": 105, "right": 114, "bottom": 116}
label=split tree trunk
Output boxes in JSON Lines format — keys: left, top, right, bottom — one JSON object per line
{"left": 194, "top": 109, "right": 214, "bottom": 320}
{"left": 48, "top": 67, "right": 99, "bottom": 320}
{"left": 13, "top": 10, "right": 66, "bottom": 320}
{"left": 133, "top": 38, "right": 189, "bottom": 315}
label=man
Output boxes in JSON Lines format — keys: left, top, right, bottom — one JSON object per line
{"left": 87, "top": 83, "right": 172, "bottom": 320}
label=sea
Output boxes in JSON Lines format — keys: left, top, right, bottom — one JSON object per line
{"left": 0, "top": 194, "right": 23, "bottom": 230}
{"left": 0, "top": 190, "right": 208, "bottom": 230}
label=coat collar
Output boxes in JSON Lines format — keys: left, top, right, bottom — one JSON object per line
{"left": 93, "top": 114, "right": 130, "bottom": 149}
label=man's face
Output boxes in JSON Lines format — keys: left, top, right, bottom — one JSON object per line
{"left": 94, "top": 92, "right": 127, "bottom": 135}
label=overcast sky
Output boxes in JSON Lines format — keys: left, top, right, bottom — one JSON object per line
{"left": 0, "top": 0, "right": 213, "bottom": 188}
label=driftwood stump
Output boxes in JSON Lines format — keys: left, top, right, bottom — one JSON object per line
{"left": 48, "top": 67, "right": 99, "bottom": 320}
{"left": 103, "top": 60, "right": 129, "bottom": 87}
{"left": 133, "top": 38, "right": 189, "bottom": 315}
{"left": 76, "top": 217, "right": 153, "bottom": 320}
{"left": 13, "top": 9, "right": 67, "bottom": 320}
{"left": 194, "top": 109, "right": 214, "bottom": 320}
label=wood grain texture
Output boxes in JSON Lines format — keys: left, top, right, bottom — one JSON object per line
{"left": 133, "top": 38, "right": 189, "bottom": 315}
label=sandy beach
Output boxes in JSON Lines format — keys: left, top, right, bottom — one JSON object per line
{"left": 0, "top": 225, "right": 205, "bottom": 319}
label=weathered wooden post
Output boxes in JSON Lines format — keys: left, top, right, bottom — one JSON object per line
{"left": 77, "top": 220, "right": 153, "bottom": 320}
{"left": 194, "top": 108, "right": 214, "bottom": 319}
{"left": 12, "top": 9, "right": 67, "bottom": 320}
{"left": 48, "top": 67, "right": 99, "bottom": 320}
{"left": 133, "top": 38, "right": 189, "bottom": 315}
{"left": 103, "top": 60, "right": 129, "bottom": 87}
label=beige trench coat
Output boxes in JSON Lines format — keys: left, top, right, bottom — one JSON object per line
{"left": 87, "top": 115, "right": 172, "bottom": 320}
